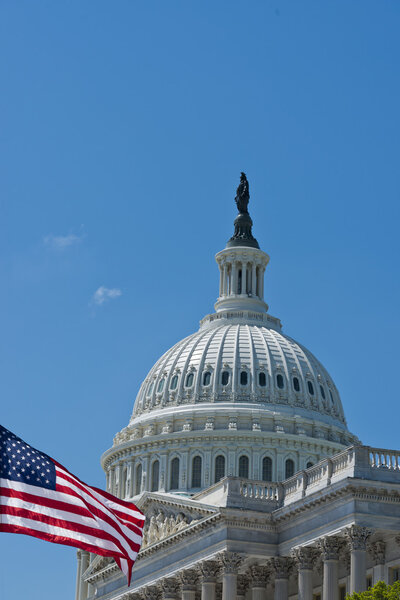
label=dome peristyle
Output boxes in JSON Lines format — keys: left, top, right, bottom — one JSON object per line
{"left": 102, "top": 174, "right": 357, "bottom": 498}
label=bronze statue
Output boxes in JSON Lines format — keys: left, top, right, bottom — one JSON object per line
{"left": 235, "top": 172, "right": 250, "bottom": 214}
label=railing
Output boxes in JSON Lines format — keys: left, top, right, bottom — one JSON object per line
{"left": 240, "top": 480, "right": 280, "bottom": 501}
{"left": 369, "top": 448, "right": 400, "bottom": 470}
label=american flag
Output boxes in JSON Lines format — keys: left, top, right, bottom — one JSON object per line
{"left": 0, "top": 424, "right": 145, "bottom": 585}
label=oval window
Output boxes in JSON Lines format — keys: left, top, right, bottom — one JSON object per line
{"left": 186, "top": 373, "right": 194, "bottom": 388}
{"left": 320, "top": 385, "right": 326, "bottom": 399}
{"left": 240, "top": 371, "right": 248, "bottom": 385}
{"left": 259, "top": 372, "right": 266, "bottom": 387}
{"left": 170, "top": 375, "right": 178, "bottom": 390}
{"left": 221, "top": 371, "right": 229, "bottom": 386}
{"left": 203, "top": 371, "right": 211, "bottom": 386}
{"left": 307, "top": 381, "right": 314, "bottom": 395}
{"left": 276, "top": 374, "right": 284, "bottom": 389}
{"left": 157, "top": 379, "right": 165, "bottom": 393}
{"left": 293, "top": 377, "right": 300, "bottom": 392}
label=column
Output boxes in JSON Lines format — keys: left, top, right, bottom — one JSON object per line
{"left": 198, "top": 560, "right": 219, "bottom": 600}
{"left": 116, "top": 463, "right": 123, "bottom": 498}
{"left": 272, "top": 557, "right": 291, "bottom": 600}
{"left": 179, "top": 569, "right": 198, "bottom": 600}
{"left": 251, "top": 264, "right": 257, "bottom": 297}
{"left": 219, "top": 551, "right": 242, "bottom": 600}
{"left": 160, "top": 453, "right": 167, "bottom": 492}
{"left": 293, "top": 547, "right": 315, "bottom": 600}
{"left": 370, "top": 541, "right": 386, "bottom": 585}
{"left": 128, "top": 459, "right": 135, "bottom": 496}
{"left": 248, "top": 565, "right": 268, "bottom": 600}
{"left": 237, "top": 574, "right": 249, "bottom": 600}
{"left": 79, "top": 551, "right": 90, "bottom": 600}
{"left": 231, "top": 263, "right": 238, "bottom": 296}
{"left": 160, "top": 577, "right": 180, "bottom": 600}
{"left": 75, "top": 551, "right": 82, "bottom": 600}
{"left": 181, "top": 450, "right": 189, "bottom": 491}
{"left": 346, "top": 525, "right": 372, "bottom": 594}
{"left": 222, "top": 263, "right": 227, "bottom": 296}
{"left": 241, "top": 262, "right": 247, "bottom": 295}
{"left": 219, "top": 264, "right": 223, "bottom": 297}
{"left": 318, "top": 536, "right": 341, "bottom": 600}
{"left": 260, "top": 267, "right": 265, "bottom": 299}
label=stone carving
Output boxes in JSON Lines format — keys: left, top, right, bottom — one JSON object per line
{"left": 198, "top": 560, "right": 220, "bottom": 582}
{"left": 218, "top": 550, "right": 243, "bottom": 574}
{"left": 367, "top": 541, "right": 385, "bottom": 565}
{"left": 142, "top": 510, "right": 197, "bottom": 548}
{"left": 235, "top": 172, "right": 250, "bottom": 214}
{"left": 228, "top": 419, "right": 237, "bottom": 430}
{"left": 159, "top": 577, "right": 180, "bottom": 598}
{"left": 292, "top": 547, "right": 317, "bottom": 570}
{"left": 271, "top": 556, "right": 293, "bottom": 579}
{"left": 144, "top": 424, "right": 155, "bottom": 437}
{"left": 237, "top": 573, "right": 250, "bottom": 597}
{"left": 318, "top": 536, "right": 342, "bottom": 560}
{"left": 345, "top": 525, "right": 373, "bottom": 551}
{"left": 205, "top": 418, "right": 214, "bottom": 430}
{"left": 141, "top": 586, "right": 161, "bottom": 600}
{"left": 179, "top": 569, "right": 198, "bottom": 591}
{"left": 248, "top": 564, "right": 269, "bottom": 587}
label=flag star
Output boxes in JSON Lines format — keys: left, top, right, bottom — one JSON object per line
{"left": 31, "top": 470, "right": 35, "bottom": 474}
{"left": 26, "top": 475, "right": 30, "bottom": 479}
{"left": 16, "top": 461, "right": 20, "bottom": 465}
{"left": 17, "top": 473, "right": 21, "bottom": 477}
{"left": 45, "top": 480, "right": 49, "bottom": 484}
{"left": 21, "top": 468, "right": 25, "bottom": 472}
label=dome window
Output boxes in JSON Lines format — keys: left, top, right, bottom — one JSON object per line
{"left": 240, "top": 371, "right": 248, "bottom": 386}
{"left": 151, "top": 460, "right": 159, "bottom": 492}
{"left": 191, "top": 456, "right": 202, "bottom": 488}
{"left": 258, "top": 372, "right": 266, "bottom": 387}
{"left": 320, "top": 385, "right": 326, "bottom": 399}
{"left": 276, "top": 374, "right": 284, "bottom": 389}
{"left": 307, "top": 381, "right": 314, "bottom": 396}
{"left": 215, "top": 455, "right": 225, "bottom": 483}
{"left": 293, "top": 377, "right": 300, "bottom": 392}
{"left": 185, "top": 373, "right": 194, "bottom": 388}
{"left": 262, "top": 457, "right": 272, "bottom": 482}
{"left": 170, "top": 457, "right": 180, "bottom": 490}
{"left": 157, "top": 379, "right": 165, "bottom": 393}
{"left": 329, "top": 389, "right": 334, "bottom": 404}
{"left": 170, "top": 375, "right": 178, "bottom": 390}
{"left": 135, "top": 464, "right": 142, "bottom": 495}
{"left": 221, "top": 371, "right": 229, "bottom": 386}
{"left": 306, "top": 462, "right": 314, "bottom": 469}
{"left": 285, "top": 459, "right": 295, "bottom": 479}
{"left": 147, "top": 382, "right": 154, "bottom": 397}
{"left": 203, "top": 371, "right": 211, "bottom": 386}
{"left": 238, "top": 455, "right": 249, "bottom": 478}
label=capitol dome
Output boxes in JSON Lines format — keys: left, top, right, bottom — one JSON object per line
{"left": 101, "top": 174, "right": 357, "bottom": 499}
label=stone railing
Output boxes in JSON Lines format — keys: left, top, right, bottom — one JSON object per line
{"left": 240, "top": 480, "right": 281, "bottom": 501}
{"left": 369, "top": 448, "right": 400, "bottom": 470}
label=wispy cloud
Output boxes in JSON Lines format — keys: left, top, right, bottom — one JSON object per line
{"left": 91, "top": 286, "right": 122, "bottom": 306}
{"left": 43, "top": 230, "right": 84, "bottom": 250}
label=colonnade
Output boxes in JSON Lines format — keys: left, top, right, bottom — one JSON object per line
{"left": 218, "top": 259, "right": 265, "bottom": 300}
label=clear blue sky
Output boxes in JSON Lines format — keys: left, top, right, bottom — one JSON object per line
{"left": 1, "top": 1, "right": 399, "bottom": 598}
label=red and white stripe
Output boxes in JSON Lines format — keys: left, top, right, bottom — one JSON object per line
{"left": 0, "top": 459, "right": 145, "bottom": 584}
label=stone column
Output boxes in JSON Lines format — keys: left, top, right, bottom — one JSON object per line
{"left": 272, "top": 557, "right": 291, "bottom": 600}
{"left": 231, "top": 262, "right": 238, "bottom": 296}
{"left": 79, "top": 551, "right": 90, "bottom": 600}
{"left": 293, "top": 547, "right": 315, "bottom": 600}
{"left": 222, "top": 263, "right": 227, "bottom": 296}
{"left": 248, "top": 565, "right": 268, "bottom": 600}
{"left": 319, "top": 536, "right": 341, "bottom": 600}
{"left": 75, "top": 550, "right": 82, "bottom": 600}
{"left": 251, "top": 264, "right": 257, "bottom": 297}
{"left": 219, "top": 551, "right": 242, "bottom": 600}
{"left": 198, "top": 560, "right": 219, "bottom": 600}
{"left": 346, "top": 525, "right": 372, "bottom": 594}
{"left": 160, "top": 577, "right": 180, "bottom": 600}
{"left": 369, "top": 541, "right": 386, "bottom": 585}
{"left": 179, "top": 569, "right": 198, "bottom": 600}
{"left": 241, "top": 263, "right": 247, "bottom": 295}
{"left": 160, "top": 453, "right": 167, "bottom": 492}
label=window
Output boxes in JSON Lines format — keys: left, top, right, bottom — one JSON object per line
{"left": 170, "top": 375, "right": 178, "bottom": 390}
{"left": 191, "top": 456, "right": 202, "bottom": 488}
{"left": 203, "top": 371, "right": 211, "bottom": 386}
{"left": 285, "top": 459, "right": 295, "bottom": 479}
{"left": 151, "top": 460, "right": 159, "bottom": 492}
{"left": 262, "top": 457, "right": 272, "bottom": 482}
{"left": 238, "top": 455, "right": 249, "bottom": 478}
{"left": 215, "top": 455, "right": 225, "bottom": 483}
{"left": 277, "top": 374, "right": 284, "bottom": 389}
{"left": 157, "top": 379, "right": 165, "bottom": 393}
{"left": 135, "top": 464, "right": 142, "bottom": 495}
{"left": 185, "top": 373, "right": 194, "bottom": 388}
{"left": 390, "top": 567, "right": 400, "bottom": 583}
{"left": 307, "top": 381, "right": 314, "bottom": 395}
{"left": 329, "top": 389, "right": 334, "bottom": 404}
{"left": 339, "top": 586, "right": 346, "bottom": 600}
{"left": 259, "top": 372, "right": 266, "bottom": 387}
{"left": 293, "top": 377, "right": 300, "bottom": 392}
{"left": 366, "top": 576, "right": 372, "bottom": 589}
{"left": 240, "top": 371, "right": 248, "bottom": 385}
{"left": 170, "top": 457, "right": 180, "bottom": 490}
{"left": 320, "top": 385, "right": 326, "bottom": 399}
{"left": 147, "top": 382, "right": 154, "bottom": 396}
{"left": 221, "top": 371, "right": 229, "bottom": 386}
{"left": 306, "top": 462, "right": 314, "bottom": 469}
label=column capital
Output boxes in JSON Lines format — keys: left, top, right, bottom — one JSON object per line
{"left": 141, "top": 586, "right": 161, "bottom": 600}
{"left": 198, "top": 559, "right": 220, "bottom": 582}
{"left": 218, "top": 550, "right": 243, "bottom": 574}
{"left": 248, "top": 564, "right": 269, "bottom": 587}
{"left": 237, "top": 573, "right": 250, "bottom": 597}
{"left": 292, "top": 547, "right": 317, "bottom": 570}
{"left": 178, "top": 569, "right": 198, "bottom": 591}
{"left": 271, "top": 556, "right": 293, "bottom": 579}
{"left": 159, "top": 577, "right": 180, "bottom": 599}
{"left": 368, "top": 540, "right": 386, "bottom": 565}
{"left": 318, "top": 536, "right": 342, "bottom": 560}
{"left": 346, "top": 525, "right": 373, "bottom": 551}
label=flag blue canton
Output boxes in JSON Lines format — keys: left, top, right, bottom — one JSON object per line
{"left": 0, "top": 425, "right": 56, "bottom": 490}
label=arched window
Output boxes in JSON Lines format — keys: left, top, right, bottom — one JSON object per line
{"left": 276, "top": 374, "right": 284, "bottom": 389}
{"left": 307, "top": 381, "right": 314, "bottom": 395}
{"left": 306, "top": 462, "right": 314, "bottom": 469}
{"left": 135, "top": 464, "right": 142, "bottom": 495}
{"left": 221, "top": 371, "right": 229, "bottom": 386}
{"left": 238, "top": 455, "right": 249, "bottom": 478}
{"left": 215, "top": 455, "right": 225, "bottom": 483}
{"left": 285, "top": 459, "right": 295, "bottom": 479}
{"left": 151, "top": 460, "right": 160, "bottom": 492}
{"left": 170, "top": 375, "right": 178, "bottom": 390}
{"left": 293, "top": 377, "right": 300, "bottom": 392}
{"left": 157, "top": 378, "right": 165, "bottom": 393}
{"left": 147, "top": 382, "right": 154, "bottom": 396}
{"left": 329, "top": 389, "right": 334, "bottom": 404}
{"left": 170, "top": 457, "right": 180, "bottom": 490}
{"left": 203, "top": 371, "right": 211, "bottom": 386}
{"left": 320, "top": 385, "right": 326, "bottom": 399}
{"left": 185, "top": 373, "right": 194, "bottom": 388}
{"left": 191, "top": 456, "right": 202, "bottom": 488}
{"left": 240, "top": 371, "right": 248, "bottom": 386}
{"left": 262, "top": 457, "right": 272, "bottom": 482}
{"left": 259, "top": 372, "right": 266, "bottom": 387}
